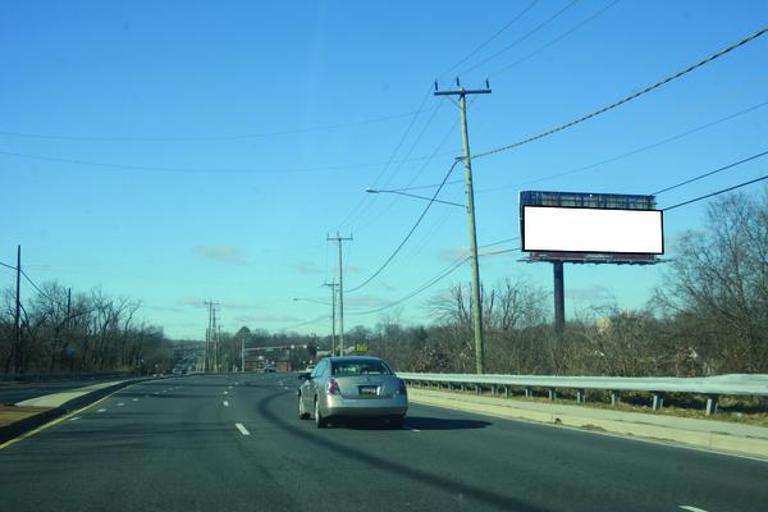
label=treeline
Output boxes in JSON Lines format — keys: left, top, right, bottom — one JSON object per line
{"left": 0, "top": 283, "right": 174, "bottom": 375}
{"left": 252, "top": 192, "right": 768, "bottom": 377}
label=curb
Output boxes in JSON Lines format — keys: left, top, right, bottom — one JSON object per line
{"left": 0, "top": 378, "right": 150, "bottom": 444}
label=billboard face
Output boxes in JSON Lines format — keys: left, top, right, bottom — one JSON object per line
{"left": 522, "top": 206, "right": 663, "bottom": 255}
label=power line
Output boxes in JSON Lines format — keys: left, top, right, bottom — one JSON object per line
{"left": 348, "top": 256, "right": 469, "bottom": 316}
{"left": 0, "top": 107, "right": 439, "bottom": 143}
{"left": 0, "top": 148, "right": 452, "bottom": 176}
{"left": 20, "top": 268, "right": 50, "bottom": 300}
{"left": 490, "top": 0, "right": 621, "bottom": 77}
{"left": 441, "top": 0, "right": 540, "bottom": 77}
{"left": 480, "top": 247, "right": 522, "bottom": 257}
{"left": 480, "top": 236, "right": 520, "bottom": 248}
{"left": 336, "top": 87, "right": 435, "bottom": 230}
{"left": 477, "top": 99, "right": 768, "bottom": 193}
{"left": 652, "top": 149, "right": 768, "bottom": 195}
{"left": 473, "top": 24, "right": 768, "bottom": 160}
{"left": 664, "top": 172, "right": 768, "bottom": 211}
{"left": 460, "top": 0, "right": 582, "bottom": 76}
{"left": 279, "top": 314, "right": 330, "bottom": 332}
{"left": 0, "top": 261, "right": 16, "bottom": 270}
{"left": 346, "top": 159, "right": 462, "bottom": 293}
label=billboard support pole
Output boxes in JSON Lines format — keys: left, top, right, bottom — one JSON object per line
{"left": 553, "top": 262, "right": 565, "bottom": 332}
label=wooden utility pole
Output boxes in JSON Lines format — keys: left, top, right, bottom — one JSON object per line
{"left": 327, "top": 233, "right": 352, "bottom": 356}
{"left": 435, "top": 79, "right": 491, "bottom": 374}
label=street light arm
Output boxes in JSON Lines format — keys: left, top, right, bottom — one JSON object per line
{"left": 366, "top": 188, "right": 464, "bottom": 208}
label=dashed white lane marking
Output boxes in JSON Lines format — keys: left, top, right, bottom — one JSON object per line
{"left": 223, "top": 390, "right": 229, "bottom": 395}
{"left": 283, "top": 386, "right": 290, "bottom": 390}
{"left": 679, "top": 507, "right": 709, "bottom": 512}
{"left": 97, "top": 408, "right": 107, "bottom": 413}
{"left": 69, "top": 416, "right": 81, "bottom": 421}
{"left": 408, "top": 427, "right": 421, "bottom": 432}
{"left": 235, "top": 423, "right": 250, "bottom": 436}
{"left": 132, "top": 398, "right": 139, "bottom": 402}
{"left": 223, "top": 400, "right": 229, "bottom": 407}
{"left": 117, "top": 402, "right": 125, "bottom": 407}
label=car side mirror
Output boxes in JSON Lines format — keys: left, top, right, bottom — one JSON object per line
{"left": 298, "top": 372, "right": 311, "bottom": 381}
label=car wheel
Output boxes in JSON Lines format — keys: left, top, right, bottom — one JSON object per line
{"left": 298, "top": 394, "right": 310, "bottom": 420}
{"left": 314, "top": 398, "right": 327, "bottom": 429}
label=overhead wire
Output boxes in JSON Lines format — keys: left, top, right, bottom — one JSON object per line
{"left": 664, "top": 172, "right": 768, "bottom": 211}
{"left": 0, "top": 148, "right": 451, "bottom": 176}
{"left": 440, "top": 0, "right": 540, "bottom": 77}
{"left": 0, "top": 106, "right": 440, "bottom": 143}
{"left": 459, "top": 0, "right": 582, "bottom": 76}
{"left": 473, "top": 24, "right": 768, "bottom": 160}
{"left": 477, "top": 99, "right": 768, "bottom": 193}
{"left": 347, "top": 256, "right": 469, "bottom": 316}
{"left": 335, "top": 87, "right": 435, "bottom": 231}
{"left": 490, "top": 0, "right": 621, "bottom": 77}
{"left": 652, "top": 149, "right": 768, "bottom": 195}
{"left": 346, "top": 158, "right": 462, "bottom": 293}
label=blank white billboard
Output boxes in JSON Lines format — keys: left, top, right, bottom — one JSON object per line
{"left": 522, "top": 206, "right": 663, "bottom": 254}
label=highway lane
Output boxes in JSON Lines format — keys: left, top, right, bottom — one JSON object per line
{"left": 0, "top": 372, "right": 766, "bottom": 512}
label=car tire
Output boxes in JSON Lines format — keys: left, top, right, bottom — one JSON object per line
{"left": 314, "top": 398, "right": 327, "bottom": 429}
{"left": 298, "top": 394, "right": 310, "bottom": 420}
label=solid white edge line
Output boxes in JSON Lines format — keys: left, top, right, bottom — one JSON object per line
{"left": 679, "top": 506, "right": 709, "bottom": 512}
{"left": 235, "top": 423, "right": 250, "bottom": 436}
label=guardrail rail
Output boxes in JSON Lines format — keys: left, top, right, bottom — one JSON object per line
{"left": 396, "top": 372, "right": 768, "bottom": 415}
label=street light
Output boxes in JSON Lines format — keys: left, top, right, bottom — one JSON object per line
{"left": 365, "top": 188, "right": 465, "bottom": 208}
{"left": 292, "top": 297, "right": 330, "bottom": 306}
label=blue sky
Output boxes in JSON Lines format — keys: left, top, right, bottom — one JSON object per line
{"left": 1, "top": 1, "right": 766, "bottom": 339}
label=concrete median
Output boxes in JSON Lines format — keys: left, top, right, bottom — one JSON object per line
{"left": 0, "top": 378, "right": 150, "bottom": 445}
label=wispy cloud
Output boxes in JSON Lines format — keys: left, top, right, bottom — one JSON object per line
{"left": 567, "top": 287, "right": 616, "bottom": 303}
{"left": 438, "top": 247, "right": 467, "bottom": 263}
{"left": 293, "top": 261, "right": 324, "bottom": 275}
{"left": 193, "top": 245, "right": 243, "bottom": 263}
{"left": 177, "top": 297, "right": 205, "bottom": 308}
{"left": 347, "top": 294, "right": 390, "bottom": 308}
{"left": 234, "top": 313, "right": 301, "bottom": 323}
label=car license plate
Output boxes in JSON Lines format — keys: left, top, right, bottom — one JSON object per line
{"left": 359, "top": 386, "right": 378, "bottom": 396}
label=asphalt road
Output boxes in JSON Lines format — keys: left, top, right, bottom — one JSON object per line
{"left": 0, "top": 373, "right": 765, "bottom": 512}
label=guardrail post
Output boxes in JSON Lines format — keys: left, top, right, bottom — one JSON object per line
{"left": 476, "top": 384, "right": 481, "bottom": 395}
{"left": 705, "top": 395, "right": 719, "bottom": 416}
{"left": 610, "top": 391, "right": 620, "bottom": 407}
{"left": 524, "top": 387, "right": 531, "bottom": 398}
{"left": 652, "top": 393, "right": 664, "bottom": 411}
{"left": 548, "top": 388, "right": 556, "bottom": 401}
{"left": 576, "top": 389, "right": 586, "bottom": 404}
{"left": 504, "top": 386, "right": 510, "bottom": 398}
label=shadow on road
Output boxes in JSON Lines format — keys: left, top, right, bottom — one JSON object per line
{"left": 257, "top": 390, "right": 545, "bottom": 512}
{"left": 336, "top": 416, "right": 491, "bottom": 431}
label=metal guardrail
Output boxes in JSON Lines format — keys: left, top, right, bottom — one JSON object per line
{"left": 396, "top": 372, "right": 768, "bottom": 415}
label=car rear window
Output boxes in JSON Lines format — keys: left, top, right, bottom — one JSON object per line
{"left": 332, "top": 360, "right": 391, "bottom": 376}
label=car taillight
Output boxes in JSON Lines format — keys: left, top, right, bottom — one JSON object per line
{"left": 396, "top": 379, "right": 407, "bottom": 396}
{"left": 327, "top": 378, "right": 340, "bottom": 395}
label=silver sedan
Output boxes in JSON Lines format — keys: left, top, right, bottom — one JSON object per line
{"left": 298, "top": 356, "right": 408, "bottom": 428}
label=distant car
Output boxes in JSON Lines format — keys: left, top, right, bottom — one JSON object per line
{"left": 297, "top": 356, "right": 408, "bottom": 428}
